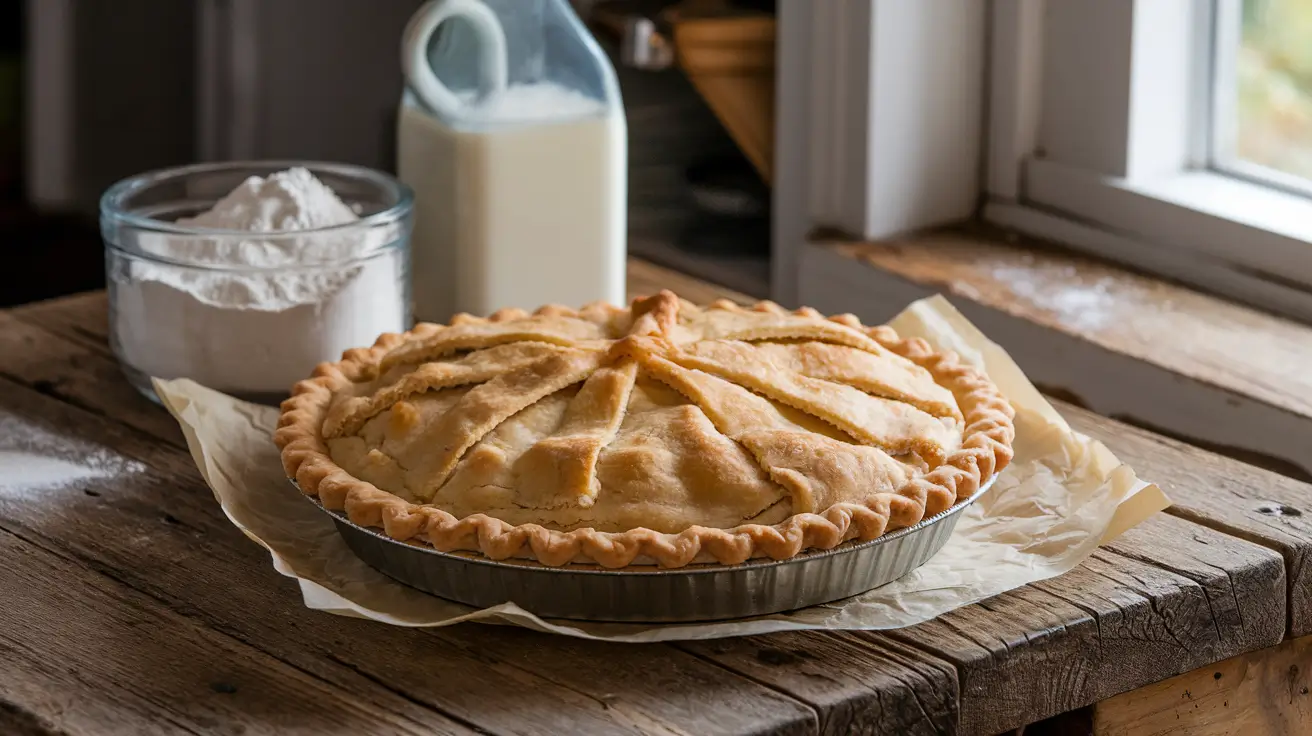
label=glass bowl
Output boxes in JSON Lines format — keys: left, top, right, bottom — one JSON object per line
{"left": 101, "top": 161, "right": 413, "bottom": 405}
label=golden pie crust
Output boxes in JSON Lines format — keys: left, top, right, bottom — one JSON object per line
{"left": 276, "top": 291, "right": 1015, "bottom": 568}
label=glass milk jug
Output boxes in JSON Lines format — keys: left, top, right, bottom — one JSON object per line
{"left": 398, "top": 0, "right": 628, "bottom": 321}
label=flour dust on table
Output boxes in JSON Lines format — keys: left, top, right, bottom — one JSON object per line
{"left": 0, "top": 451, "right": 119, "bottom": 499}
{"left": 0, "top": 413, "right": 146, "bottom": 501}
{"left": 110, "top": 167, "right": 406, "bottom": 401}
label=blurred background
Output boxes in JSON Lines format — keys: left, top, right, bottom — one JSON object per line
{"left": 5, "top": 0, "right": 774, "bottom": 308}
{"left": 1235, "top": 0, "right": 1312, "bottom": 177}
{"left": 3, "top": 0, "right": 1308, "bottom": 308}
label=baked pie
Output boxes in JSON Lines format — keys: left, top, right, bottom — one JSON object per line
{"left": 276, "top": 291, "right": 1015, "bottom": 569}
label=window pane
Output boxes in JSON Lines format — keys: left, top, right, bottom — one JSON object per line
{"left": 1227, "top": 0, "right": 1312, "bottom": 181}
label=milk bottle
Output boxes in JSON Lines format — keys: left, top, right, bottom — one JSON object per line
{"left": 398, "top": 0, "right": 628, "bottom": 321}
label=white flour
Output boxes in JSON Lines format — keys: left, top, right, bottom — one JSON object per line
{"left": 0, "top": 450, "right": 128, "bottom": 499}
{"left": 985, "top": 263, "right": 1117, "bottom": 332}
{"left": 112, "top": 168, "right": 405, "bottom": 398}
{"left": 179, "top": 166, "right": 359, "bottom": 232}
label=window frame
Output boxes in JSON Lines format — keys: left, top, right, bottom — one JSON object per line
{"left": 774, "top": 0, "right": 1312, "bottom": 322}
{"left": 983, "top": 0, "right": 1312, "bottom": 322}
{"left": 1209, "top": 0, "right": 1312, "bottom": 200}
{"left": 771, "top": 0, "right": 987, "bottom": 305}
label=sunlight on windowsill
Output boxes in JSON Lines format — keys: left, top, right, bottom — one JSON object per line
{"left": 816, "top": 224, "right": 1312, "bottom": 423}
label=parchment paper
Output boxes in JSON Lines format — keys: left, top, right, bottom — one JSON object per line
{"left": 155, "top": 295, "right": 1171, "bottom": 642}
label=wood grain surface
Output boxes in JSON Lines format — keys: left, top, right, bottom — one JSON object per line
{"left": 679, "top": 632, "right": 960, "bottom": 735}
{"left": 1062, "top": 404, "right": 1312, "bottom": 639}
{"left": 1093, "top": 635, "right": 1312, "bottom": 736}
{"left": 0, "top": 346, "right": 942, "bottom": 735}
{"left": 0, "top": 377, "right": 820, "bottom": 736}
{"left": 8, "top": 290, "right": 111, "bottom": 348}
{"left": 889, "top": 516, "right": 1284, "bottom": 735}
{"left": 0, "top": 530, "right": 466, "bottom": 736}
{"left": 0, "top": 265, "right": 1307, "bottom": 735}
{"left": 798, "top": 241, "right": 1312, "bottom": 493}
{"left": 0, "top": 310, "right": 183, "bottom": 444}
{"left": 826, "top": 229, "right": 1312, "bottom": 420}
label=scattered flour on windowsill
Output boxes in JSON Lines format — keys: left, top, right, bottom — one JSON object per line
{"left": 984, "top": 263, "right": 1119, "bottom": 332}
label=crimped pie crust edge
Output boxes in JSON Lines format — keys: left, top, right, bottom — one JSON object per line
{"left": 274, "top": 293, "right": 1016, "bottom": 569}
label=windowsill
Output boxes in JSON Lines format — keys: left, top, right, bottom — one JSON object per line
{"left": 1024, "top": 159, "right": 1312, "bottom": 287}
{"left": 797, "top": 225, "right": 1312, "bottom": 481}
{"left": 1127, "top": 170, "right": 1312, "bottom": 245}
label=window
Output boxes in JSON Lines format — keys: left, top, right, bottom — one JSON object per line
{"left": 983, "top": 0, "right": 1312, "bottom": 323}
{"left": 773, "top": 1, "right": 1312, "bottom": 321}
{"left": 1212, "top": 0, "right": 1312, "bottom": 196}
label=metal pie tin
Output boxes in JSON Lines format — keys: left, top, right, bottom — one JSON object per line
{"left": 307, "top": 476, "right": 996, "bottom": 623}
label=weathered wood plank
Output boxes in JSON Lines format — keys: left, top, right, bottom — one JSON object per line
{"left": 457, "top": 629, "right": 818, "bottom": 736}
{"left": 0, "top": 312, "right": 183, "bottom": 445}
{"left": 0, "top": 529, "right": 462, "bottom": 736}
{"left": 8, "top": 290, "right": 111, "bottom": 352}
{"left": 886, "top": 514, "right": 1285, "bottom": 735}
{"left": 0, "top": 376, "right": 818, "bottom": 736}
{"left": 678, "top": 632, "right": 959, "bottom": 736}
{"left": 826, "top": 230, "right": 1312, "bottom": 419}
{"left": 884, "top": 404, "right": 1300, "bottom": 736}
{"left": 1098, "top": 514, "right": 1287, "bottom": 654}
{"left": 4, "top": 286, "right": 1304, "bottom": 736}
{"left": 1, "top": 287, "right": 955, "bottom": 735}
{"left": 1093, "top": 634, "right": 1312, "bottom": 736}
{"left": 1061, "top": 402, "right": 1312, "bottom": 638}
{"left": 799, "top": 240, "right": 1312, "bottom": 485}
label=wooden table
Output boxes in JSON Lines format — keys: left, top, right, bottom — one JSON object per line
{"left": 1, "top": 259, "right": 1309, "bottom": 736}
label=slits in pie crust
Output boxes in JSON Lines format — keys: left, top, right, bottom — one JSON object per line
{"left": 276, "top": 291, "right": 1015, "bottom": 568}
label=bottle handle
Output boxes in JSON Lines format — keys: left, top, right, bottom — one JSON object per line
{"left": 402, "top": 0, "right": 509, "bottom": 118}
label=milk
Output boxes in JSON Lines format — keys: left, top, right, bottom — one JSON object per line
{"left": 399, "top": 83, "right": 628, "bottom": 321}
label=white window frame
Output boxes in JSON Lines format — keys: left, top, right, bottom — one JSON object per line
{"left": 987, "top": 0, "right": 1312, "bottom": 323}
{"left": 771, "top": 0, "right": 987, "bottom": 306}
{"left": 773, "top": 0, "right": 1312, "bottom": 323}
{"left": 1209, "top": 0, "right": 1312, "bottom": 202}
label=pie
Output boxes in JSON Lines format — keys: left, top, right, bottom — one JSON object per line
{"left": 276, "top": 291, "right": 1015, "bottom": 569}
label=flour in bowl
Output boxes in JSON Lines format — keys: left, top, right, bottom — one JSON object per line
{"left": 110, "top": 167, "right": 407, "bottom": 401}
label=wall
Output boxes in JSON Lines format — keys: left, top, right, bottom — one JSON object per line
{"left": 27, "top": 0, "right": 196, "bottom": 211}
